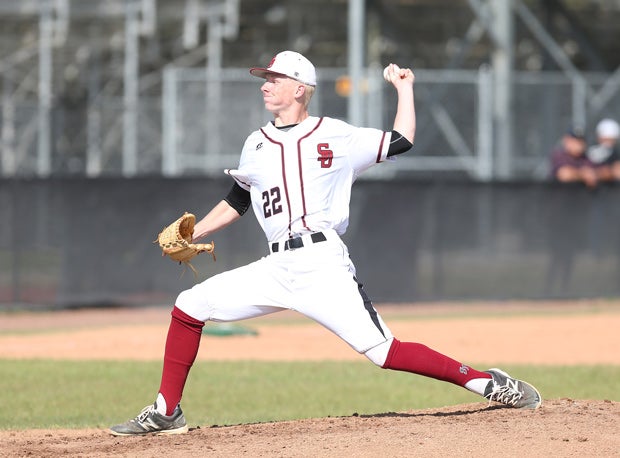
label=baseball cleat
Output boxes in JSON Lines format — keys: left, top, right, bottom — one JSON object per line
{"left": 483, "top": 368, "right": 542, "bottom": 409}
{"left": 109, "top": 403, "right": 189, "bottom": 436}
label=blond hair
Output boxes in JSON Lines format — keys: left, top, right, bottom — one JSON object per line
{"left": 301, "top": 84, "right": 315, "bottom": 108}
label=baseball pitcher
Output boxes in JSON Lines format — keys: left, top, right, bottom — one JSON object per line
{"left": 110, "top": 51, "right": 541, "bottom": 436}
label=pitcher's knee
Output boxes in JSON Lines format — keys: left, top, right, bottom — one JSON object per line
{"left": 175, "top": 289, "right": 208, "bottom": 322}
{"left": 175, "top": 290, "right": 192, "bottom": 312}
{"left": 363, "top": 338, "right": 394, "bottom": 367}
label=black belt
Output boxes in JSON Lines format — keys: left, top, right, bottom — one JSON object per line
{"left": 271, "top": 232, "right": 327, "bottom": 252}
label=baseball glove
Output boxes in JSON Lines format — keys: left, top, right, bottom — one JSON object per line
{"left": 156, "top": 212, "right": 216, "bottom": 271}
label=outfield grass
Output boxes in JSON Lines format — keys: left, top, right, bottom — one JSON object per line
{"left": 1, "top": 360, "right": 618, "bottom": 430}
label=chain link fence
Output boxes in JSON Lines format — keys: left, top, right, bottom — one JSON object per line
{"left": 3, "top": 68, "right": 620, "bottom": 180}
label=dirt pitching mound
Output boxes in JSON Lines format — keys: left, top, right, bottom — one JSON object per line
{"left": 1, "top": 399, "right": 618, "bottom": 457}
{"left": 1, "top": 301, "right": 618, "bottom": 456}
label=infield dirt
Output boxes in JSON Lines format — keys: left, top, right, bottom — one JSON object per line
{"left": 0, "top": 300, "right": 618, "bottom": 457}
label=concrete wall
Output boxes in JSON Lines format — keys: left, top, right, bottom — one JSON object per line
{"left": 2, "top": 177, "right": 619, "bottom": 308}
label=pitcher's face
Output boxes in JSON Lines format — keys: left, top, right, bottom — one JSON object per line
{"left": 261, "top": 74, "right": 302, "bottom": 114}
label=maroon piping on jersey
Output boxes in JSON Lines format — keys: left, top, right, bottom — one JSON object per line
{"left": 297, "top": 117, "right": 324, "bottom": 232}
{"left": 225, "top": 169, "right": 251, "bottom": 189}
{"left": 259, "top": 118, "right": 324, "bottom": 237}
{"left": 376, "top": 131, "right": 388, "bottom": 163}
{"left": 259, "top": 128, "right": 292, "bottom": 236}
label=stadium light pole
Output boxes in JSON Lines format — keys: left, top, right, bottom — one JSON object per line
{"left": 122, "top": 0, "right": 139, "bottom": 177}
{"left": 37, "top": 1, "right": 53, "bottom": 177}
{"left": 347, "top": 0, "right": 365, "bottom": 127}
{"left": 490, "top": 0, "right": 514, "bottom": 180}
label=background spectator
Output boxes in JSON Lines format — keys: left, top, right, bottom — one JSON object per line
{"left": 586, "top": 118, "right": 620, "bottom": 182}
{"left": 550, "top": 127, "right": 598, "bottom": 188}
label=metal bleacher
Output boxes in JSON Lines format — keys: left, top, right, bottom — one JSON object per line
{"left": 1, "top": 0, "right": 620, "bottom": 180}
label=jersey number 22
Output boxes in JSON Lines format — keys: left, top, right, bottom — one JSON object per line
{"left": 262, "top": 187, "right": 283, "bottom": 218}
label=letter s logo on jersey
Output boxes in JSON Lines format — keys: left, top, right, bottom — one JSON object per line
{"left": 317, "top": 143, "right": 334, "bottom": 168}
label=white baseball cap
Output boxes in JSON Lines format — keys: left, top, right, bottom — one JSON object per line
{"left": 596, "top": 118, "right": 620, "bottom": 139}
{"left": 250, "top": 51, "right": 317, "bottom": 86}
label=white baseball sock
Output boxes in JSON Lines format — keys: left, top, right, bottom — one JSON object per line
{"left": 465, "top": 377, "right": 491, "bottom": 396}
{"left": 155, "top": 393, "right": 167, "bottom": 415}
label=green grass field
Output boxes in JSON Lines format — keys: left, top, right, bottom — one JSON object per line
{"left": 1, "top": 360, "right": 618, "bottom": 430}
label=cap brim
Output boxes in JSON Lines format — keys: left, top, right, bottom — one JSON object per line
{"left": 249, "top": 67, "right": 287, "bottom": 80}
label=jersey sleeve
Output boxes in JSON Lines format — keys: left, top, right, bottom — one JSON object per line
{"left": 225, "top": 169, "right": 251, "bottom": 191}
{"left": 345, "top": 124, "right": 391, "bottom": 176}
{"left": 224, "top": 131, "right": 260, "bottom": 191}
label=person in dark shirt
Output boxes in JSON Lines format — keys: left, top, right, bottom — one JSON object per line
{"left": 550, "top": 127, "right": 598, "bottom": 188}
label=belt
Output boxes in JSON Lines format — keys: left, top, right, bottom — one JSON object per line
{"left": 271, "top": 232, "right": 327, "bottom": 253}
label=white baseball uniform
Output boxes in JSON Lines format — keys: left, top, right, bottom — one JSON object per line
{"left": 110, "top": 54, "right": 541, "bottom": 435}
{"left": 176, "top": 115, "right": 395, "bottom": 355}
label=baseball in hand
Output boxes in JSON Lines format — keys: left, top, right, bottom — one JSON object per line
{"left": 383, "top": 64, "right": 401, "bottom": 83}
